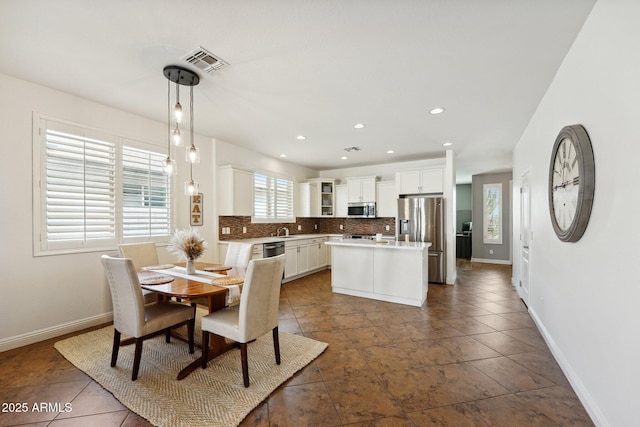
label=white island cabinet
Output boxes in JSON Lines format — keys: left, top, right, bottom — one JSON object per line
{"left": 326, "top": 239, "right": 431, "bottom": 307}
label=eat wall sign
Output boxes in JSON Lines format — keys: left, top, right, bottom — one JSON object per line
{"left": 190, "top": 193, "right": 203, "bottom": 226}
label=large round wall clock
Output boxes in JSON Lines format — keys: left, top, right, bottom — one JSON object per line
{"left": 548, "top": 124, "right": 595, "bottom": 242}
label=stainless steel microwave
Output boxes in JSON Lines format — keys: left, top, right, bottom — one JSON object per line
{"left": 347, "top": 202, "right": 376, "bottom": 218}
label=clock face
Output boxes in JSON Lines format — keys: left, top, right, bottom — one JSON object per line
{"left": 548, "top": 125, "right": 595, "bottom": 242}
{"left": 551, "top": 137, "right": 579, "bottom": 232}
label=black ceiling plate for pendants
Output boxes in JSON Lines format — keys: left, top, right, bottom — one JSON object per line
{"left": 163, "top": 65, "right": 200, "bottom": 86}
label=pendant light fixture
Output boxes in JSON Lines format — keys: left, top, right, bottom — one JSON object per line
{"left": 162, "top": 77, "right": 177, "bottom": 177}
{"left": 162, "top": 65, "right": 200, "bottom": 195}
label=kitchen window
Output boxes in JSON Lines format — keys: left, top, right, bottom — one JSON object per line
{"left": 33, "top": 115, "right": 172, "bottom": 255}
{"left": 253, "top": 172, "right": 294, "bottom": 223}
{"left": 483, "top": 183, "right": 502, "bottom": 244}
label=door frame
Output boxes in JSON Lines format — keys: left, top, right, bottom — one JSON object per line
{"left": 518, "top": 169, "right": 531, "bottom": 306}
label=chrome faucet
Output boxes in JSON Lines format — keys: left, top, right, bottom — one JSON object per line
{"left": 276, "top": 227, "right": 289, "bottom": 237}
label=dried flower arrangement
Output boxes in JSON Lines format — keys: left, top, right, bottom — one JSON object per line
{"left": 167, "top": 228, "right": 208, "bottom": 261}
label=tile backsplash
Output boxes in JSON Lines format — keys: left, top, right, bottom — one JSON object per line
{"left": 218, "top": 216, "right": 396, "bottom": 240}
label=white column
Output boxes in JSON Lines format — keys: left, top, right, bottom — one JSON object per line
{"left": 444, "top": 149, "right": 457, "bottom": 284}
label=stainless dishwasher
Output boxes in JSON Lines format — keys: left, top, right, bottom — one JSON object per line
{"left": 263, "top": 241, "right": 285, "bottom": 258}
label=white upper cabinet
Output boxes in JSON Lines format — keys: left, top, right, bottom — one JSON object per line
{"left": 347, "top": 176, "right": 377, "bottom": 203}
{"left": 318, "top": 180, "right": 335, "bottom": 217}
{"left": 298, "top": 182, "right": 317, "bottom": 218}
{"left": 335, "top": 184, "right": 348, "bottom": 217}
{"left": 299, "top": 179, "right": 334, "bottom": 217}
{"left": 217, "top": 165, "right": 253, "bottom": 216}
{"left": 396, "top": 168, "right": 443, "bottom": 195}
{"left": 376, "top": 181, "right": 397, "bottom": 217}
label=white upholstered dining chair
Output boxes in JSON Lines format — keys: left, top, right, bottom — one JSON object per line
{"left": 201, "top": 254, "right": 286, "bottom": 387}
{"left": 224, "top": 242, "right": 254, "bottom": 276}
{"left": 118, "top": 242, "right": 159, "bottom": 304}
{"left": 101, "top": 255, "right": 195, "bottom": 381}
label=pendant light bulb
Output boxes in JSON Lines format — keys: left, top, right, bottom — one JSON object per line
{"left": 186, "top": 144, "right": 200, "bottom": 164}
{"left": 174, "top": 102, "right": 183, "bottom": 123}
{"left": 163, "top": 157, "right": 176, "bottom": 177}
{"left": 185, "top": 178, "right": 199, "bottom": 196}
{"left": 172, "top": 125, "right": 182, "bottom": 146}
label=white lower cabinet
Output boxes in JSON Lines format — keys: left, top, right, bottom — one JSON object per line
{"left": 252, "top": 245, "right": 263, "bottom": 260}
{"left": 373, "top": 248, "right": 423, "bottom": 300}
{"left": 225, "top": 236, "right": 332, "bottom": 283}
{"left": 296, "top": 244, "right": 309, "bottom": 274}
{"left": 327, "top": 236, "right": 341, "bottom": 267}
{"left": 331, "top": 246, "right": 374, "bottom": 293}
{"left": 283, "top": 237, "right": 330, "bottom": 281}
{"left": 308, "top": 240, "right": 319, "bottom": 270}
{"left": 328, "top": 242, "right": 429, "bottom": 307}
{"left": 219, "top": 242, "right": 262, "bottom": 264}
{"left": 284, "top": 243, "right": 298, "bottom": 278}
{"left": 317, "top": 238, "right": 328, "bottom": 266}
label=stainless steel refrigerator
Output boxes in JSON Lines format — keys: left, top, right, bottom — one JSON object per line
{"left": 396, "top": 196, "right": 445, "bottom": 283}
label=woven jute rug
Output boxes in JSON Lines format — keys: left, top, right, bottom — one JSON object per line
{"left": 55, "top": 310, "right": 327, "bottom": 427}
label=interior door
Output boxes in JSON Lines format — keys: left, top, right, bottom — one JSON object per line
{"left": 518, "top": 171, "right": 531, "bottom": 306}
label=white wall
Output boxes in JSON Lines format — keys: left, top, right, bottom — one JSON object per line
{"left": 0, "top": 73, "right": 215, "bottom": 350}
{"left": 319, "top": 157, "right": 446, "bottom": 182}
{"left": 216, "top": 139, "right": 316, "bottom": 182}
{"left": 512, "top": 1, "right": 639, "bottom": 425}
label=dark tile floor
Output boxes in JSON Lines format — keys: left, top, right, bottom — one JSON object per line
{"left": 0, "top": 262, "right": 594, "bottom": 426}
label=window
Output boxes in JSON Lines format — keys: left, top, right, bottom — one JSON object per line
{"left": 122, "top": 145, "right": 171, "bottom": 238}
{"left": 253, "top": 172, "right": 294, "bottom": 222}
{"left": 33, "top": 115, "right": 172, "bottom": 255}
{"left": 483, "top": 183, "right": 502, "bottom": 244}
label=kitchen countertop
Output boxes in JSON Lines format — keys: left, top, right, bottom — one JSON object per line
{"left": 219, "top": 234, "right": 345, "bottom": 245}
{"left": 325, "top": 238, "right": 431, "bottom": 251}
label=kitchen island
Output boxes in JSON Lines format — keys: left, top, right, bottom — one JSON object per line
{"left": 325, "top": 238, "right": 431, "bottom": 307}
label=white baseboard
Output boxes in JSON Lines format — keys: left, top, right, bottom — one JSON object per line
{"left": 528, "top": 308, "right": 608, "bottom": 427}
{"left": 0, "top": 313, "right": 113, "bottom": 353}
{"left": 470, "top": 257, "right": 512, "bottom": 265}
{"left": 282, "top": 265, "right": 329, "bottom": 284}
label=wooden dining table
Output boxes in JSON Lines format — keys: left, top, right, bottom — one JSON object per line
{"left": 139, "top": 261, "right": 240, "bottom": 380}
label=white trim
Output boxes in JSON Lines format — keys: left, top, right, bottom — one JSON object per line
{"left": 470, "top": 257, "right": 512, "bottom": 265}
{"left": 32, "top": 113, "right": 174, "bottom": 256}
{"left": 282, "top": 266, "right": 329, "bottom": 283}
{"left": 529, "top": 308, "right": 609, "bottom": 427}
{"left": 0, "top": 313, "right": 113, "bottom": 353}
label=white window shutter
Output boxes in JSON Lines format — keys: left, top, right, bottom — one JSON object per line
{"left": 122, "top": 146, "right": 171, "bottom": 238}
{"left": 44, "top": 129, "right": 116, "bottom": 250}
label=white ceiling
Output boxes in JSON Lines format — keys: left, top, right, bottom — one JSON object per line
{"left": 0, "top": 0, "right": 596, "bottom": 182}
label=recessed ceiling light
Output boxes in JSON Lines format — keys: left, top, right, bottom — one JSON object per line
{"left": 429, "top": 107, "right": 445, "bottom": 115}
{"left": 442, "top": 142, "right": 453, "bottom": 147}
{"left": 353, "top": 123, "right": 365, "bottom": 129}
{"left": 341, "top": 156, "right": 348, "bottom": 160}
{"left": 296, "top": 135, "right": 306, "bottom": 140}
{"left": 386, "top": 150, "right": 395, "bottom": 154}
{"left": 280, "top": 154, "right": 287, "bottom": 158}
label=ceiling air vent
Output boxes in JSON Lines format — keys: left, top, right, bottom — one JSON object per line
{"left": 344, "top": 146, "right": 361, "bottom": 152}
{"left": 182, "top": 47, "right": 229, "bottom": 74}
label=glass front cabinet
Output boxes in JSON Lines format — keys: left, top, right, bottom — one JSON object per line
{"left": 299, "top": 179, "right": 335, "bottom": 217}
